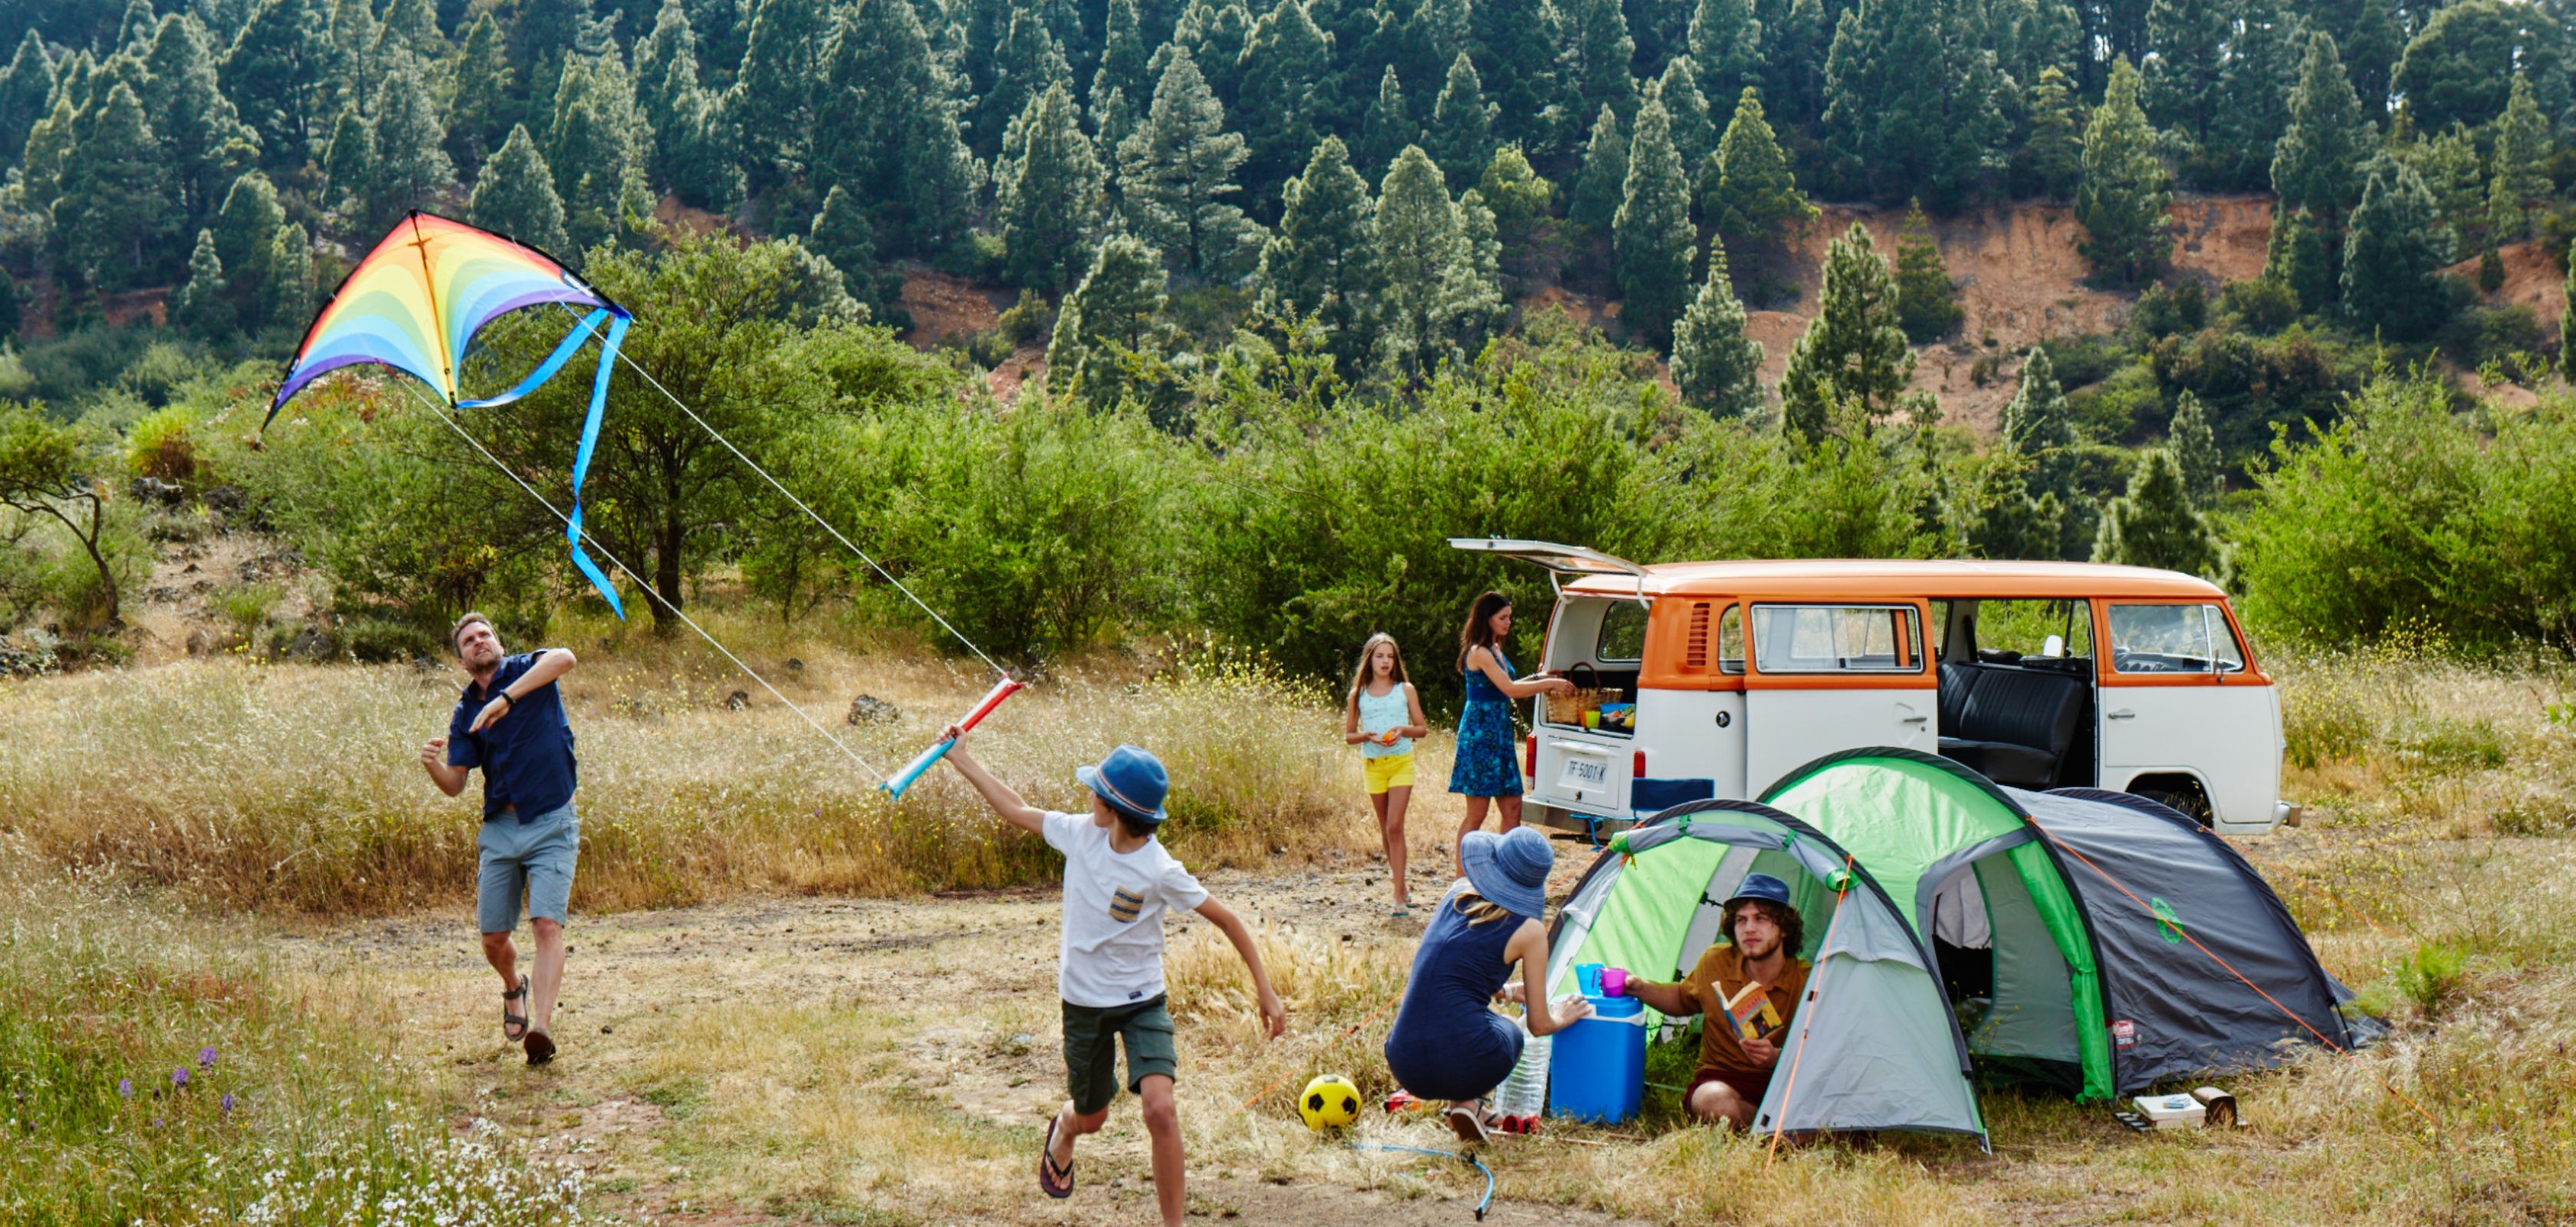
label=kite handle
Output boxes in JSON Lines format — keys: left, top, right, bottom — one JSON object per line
{"left": 882, "top": 678, "right": 1024, "bottom": 799}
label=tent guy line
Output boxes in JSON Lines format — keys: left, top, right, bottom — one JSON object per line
{"left": 398, "top": 379, "right": 888, "bottom": 780}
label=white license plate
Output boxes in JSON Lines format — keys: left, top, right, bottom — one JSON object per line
{"left": 1560, "top": 755, "right": 1609, "bottom": 788}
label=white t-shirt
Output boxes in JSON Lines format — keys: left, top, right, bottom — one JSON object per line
{"left": 1044, "top": 811, "right": 1211, "bottom": 1008}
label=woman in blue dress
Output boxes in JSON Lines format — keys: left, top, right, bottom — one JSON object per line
{"left": 1448, "top": 590, "right": 1571, "bottom": 874}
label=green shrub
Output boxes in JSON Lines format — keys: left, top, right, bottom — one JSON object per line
{"left": 2392, "top": 941, "right": 2469, "bottom": 1018}
{"left": 2131, "top": 279, "right": 2207, "bottom": 339}
{"left": 2217, "top": 276, "right": 2300, "bottom": 334}
{"left": 125, "top": 405, "right": 199, "bottom": 480}
{"left": 2439, "top": 303, "right": 2548, "bottom": 373}
{"left": 339, "top": 616, "right": 441, "bottom": 663}
{"left": 18, "top": 325, "right": 153, "bottom": 406}
{"left": 996, "top": 288, "right": 1053, "bottom": 346}
{"left": 213, "top": 582, "right": 281, "bottom": 643}
{"left": 114, "top": 340, "right": 202, "bottom": 406}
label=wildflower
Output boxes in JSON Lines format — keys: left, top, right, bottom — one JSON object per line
{"left": 118, "top": 1078, "right": 133, "bottom": 1099}
{"left": 200, "top": 1045, "right": 219, "bottom": 1067}
{"left": 222, "top": 1093, "right": 236, "bottom": 1114}
{"left": 173, "top": 1066, "right": 192, "bottom": 1087}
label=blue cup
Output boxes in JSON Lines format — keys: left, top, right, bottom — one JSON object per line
{"left": 1575, "top": 963, "right": 1604, "bottom": 995}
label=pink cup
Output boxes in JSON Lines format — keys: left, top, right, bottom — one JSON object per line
{"left": 1600, "top": 967, "right": 1629, "bottom": 997}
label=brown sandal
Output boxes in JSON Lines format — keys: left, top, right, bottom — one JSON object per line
{"left": 1446, "top": 1099, "right": 1494, "bottom": 1145}
{"left": 500, "top": 982, "right": 528, "bottom": 1042}
{"left": 1038, "top": 1115, "right": 1074, "bottom": 1198}
{"left": 523, "top": 1028, "right": 555, "bottom": 1065}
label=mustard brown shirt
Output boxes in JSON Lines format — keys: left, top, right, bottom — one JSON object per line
{"left": 1661, "top": 943, "right": 1810, "bottom": 1078}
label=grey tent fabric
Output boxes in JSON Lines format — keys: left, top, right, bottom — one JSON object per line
{"left": 1967, "top": 855, "right": 2082, "bottom": 1066}
{"left": 2025, "top": 788, "right": 2353, "bottom": 1092}
{"left": 1756, "top": 946, "right": 1986, "bottom": 1142}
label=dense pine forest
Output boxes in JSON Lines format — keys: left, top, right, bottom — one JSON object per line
{"left": 5, "top": 0, "right": 2576, "bottom": 674}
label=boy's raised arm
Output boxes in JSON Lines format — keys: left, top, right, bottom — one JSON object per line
{"left": 940, "top": 729, "right": 1047, "bottom": 834}
{"left": 1194, "top": 896, "right": 1286, "bottom": 1038}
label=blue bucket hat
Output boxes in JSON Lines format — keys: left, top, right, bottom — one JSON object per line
{"left": 1726, "top": 872, "right": 1794, "bottom": 910}
{"left": 1460, "top": 826, "right": 1554, "bottom": 920}
{"left": 1076, "top": 744, "right": 1168, "bottom": 824}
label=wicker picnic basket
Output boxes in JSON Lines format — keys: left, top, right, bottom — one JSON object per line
{"left": 1544, "top": 663, "right": 1617, "bottom": 725}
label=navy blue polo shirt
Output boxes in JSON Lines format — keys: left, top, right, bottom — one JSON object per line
{"left": 446, "top": 650, "right": 578, "bottom": 823}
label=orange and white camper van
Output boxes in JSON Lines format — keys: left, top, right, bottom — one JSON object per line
{"left": 1456, "top": 539, "right": 2297, "bottom": 836}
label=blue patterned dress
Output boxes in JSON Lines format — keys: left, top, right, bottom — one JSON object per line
{"left": 1448, "top": 646, "right": 1523, "bottom": 798}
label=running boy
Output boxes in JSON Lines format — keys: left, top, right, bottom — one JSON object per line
{"left": 941, "top": 729, "right": 1286, "bottom": 1227}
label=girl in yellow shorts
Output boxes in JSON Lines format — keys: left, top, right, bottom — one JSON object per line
{"left": 1345, "top": 633, "right": 1429, "bottom": 914}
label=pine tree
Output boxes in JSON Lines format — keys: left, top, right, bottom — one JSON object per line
{"left": 1761, "top": 0, "right": 1830, "bottom": 127}
{"left": 367, "top": 53, "right": 454, "bottom": 231}
{"left": 998, "top": 83, "right": 1111, "bottom": 291}
{"left": 1687, "top": 0, "right": 1763, "bottom": 104}
{"left": 1092, "top": 0, "right": 1151, "bottom": 113}
{"left": 1569, "top": 103, "right": 1628, "bottom": 235}
{"left": 2406, "top": 123, "right": 2486, "bottom": 242}
{"left": 2167, "top": 390, "right": 2221, "bottom": 507}
{"left": 2092, "top": 449, "right": 2220, "bottom": 575}
{"left": 1477, "top": 143, "right": 1559, "bottom": 288}
{"left": 2561, "top": 238, "right": 2576, "bottom": 383}
{"left": 2271, "top": 31, "right": 2370, "bottom": 220}
{"left": 1117, "top": 48, "right": 1260, "bottom": 282}
{"left": 1372, "top": 145, "right": 1501, "bottom": 377}
{"left": 144, "top": 15, "right": 259, "bottom": 228}
{"left": 2341, "top": 154, "right": 2453, "bottom": 339}
{"left": 2022, "top": 65, "right": 2082, "bottom": 198}
{"left": 2392, "top": 0, "right": 2563, "bottom": 135}
{"left": 1426, "top": 52, "right": 1496, "bottom": 191}
{"left": 1451, "top": 187, "right": 1506, "bottom": 350}
{"left": 213, "top": 171, "right": 285, "bottom": 320}
{"left": 2265, "top": 206, "right": 2336, "bottom": 312}
{"left": 1707, "top": 86, "right": 1810, "bottom": 244}
{"left": 977, "top": 10, "right": 1072, "bottom": 153}
{"left": 327, "top": 0, "right": 380, "bottom": 118}
{"left": 1779, "top": 221, "right": 1913, "bottom": 440}
{"left": 2341, "top": 0, "right": 2402, "bottom": 112}
{"left": 2142, "top": 0, "right": 2228, "bottom": 162}
{"left": 509, "top": 0, "right": 603, "bottom": 120}
{"left": 2075, "top": 58, "right": 2171, "bottom": 285}
{"left": 1257, "top": 134, "right": 1382, "bottom": 362}
{"left": 1235, "top": 0, "right": 1335, "bottom": 205}
{"left": 814, "top": 0, "right": 980, "bottom": 261}
{"left": 1358, "top": 64, "right": 1415, "bottom": 176}
{"left": 807, "top": 183, "right": 894, "bottom": 316}
{"left": 1562, "top": 0, "right": 1638, "bottom": 126}
{"left": 1671, "top": 235, "right": 1765, "bottom": 416}
{"left": 727, "top": 0, "right": 830, "bottom": 199}
{"left": 1893, "top": 201, "right": 1961, "bottom": 341}
{"left": 59, "top": 82, "right": 172, "bottom": 288}
{"left": 1820, "top": 0, "right": 2009, "bottom": 210}
{"left": 267, "top": 219, "right": 316, "bottom": 325}
{"left": 638, "top": 0, "right": 724, "bottom": 204}
{"left": 1964, "top": 458, "right": 2063, "bottom": 561}
{"left": 547, "top": 54, "right": 653, "bottom": 253}
{"left": 446, "top": 12, "right": 513, "bottom": 174}
{"left": 1999, "top": 344, "right": 2079, "bottom": 552}
{"left": 224, "top": 0, "right": 330, "bottom": 171}
{"left": 2206, "top": 0, "right": 2302, "bottom": 189}
{"left": 173, "top": 228, "right": 229, "bottom": 335}
{"left": 2486, "top": 74, "right": 2549, "bottom": 242}
{"left": 1658, "top": 56, "right": 1717, "bottom": 177}
{"left": 376, "top": 0, "right": 447, "bottom": 64}
{"left": 0, "top": 29, "right": 54, "bottom": 163}
{"left": 1048, "top": 231, "right": 1171, "bottom": 403}
{"left": 20, "top": 98, "right": 74, "bottom": 222}
{"left": 1615, "top": 89, "right": 1697, "bottom": 347}
{"left": 470, "top": 123, "right": 572, "bottom": 254}
{"left": 1469, "top": 0, "right": 1559, "bottom": 148}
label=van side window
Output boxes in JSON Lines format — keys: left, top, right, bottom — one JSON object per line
{"left": 1750, "top": 604, "right": 1924, "bottom": 673}
{"left": 1971, "top": 598, "right": 2092, "bottom": 660}
{"left": 1718, "top": 604, "right": 1745, "bottom": 674}
{"left": 2108, "top": 603, "right": 2245, "bottom": 673}
{"left": 1596, "top": 600, "right": 1648, "bottom": 662}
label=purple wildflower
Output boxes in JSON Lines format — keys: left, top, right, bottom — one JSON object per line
{"left": 151, "top": 1117, "right": 163, "bottom": 1128}
{"left": 172, "top": 1067, "right": 190, "bottom": 1088}
{"left": 117, "top": 1078, "right": 132, "bottom": 1099}
{"left": 199, "top": 1046, "right": 218, "bottom": 1068}
{"left": 220, "top": 1093, "right": 236, "bottom": 1115}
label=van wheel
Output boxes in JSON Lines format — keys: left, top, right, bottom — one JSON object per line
{"left": 2133, "top": 784, "right": 2213, "bottom": 827}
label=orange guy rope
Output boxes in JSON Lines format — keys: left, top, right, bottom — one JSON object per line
{"left": 1765, "top": 856, "right": 1854, "bottom": 1168}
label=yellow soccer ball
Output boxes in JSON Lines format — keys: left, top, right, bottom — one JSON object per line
{"left": 1298, "top": 1074, "right": 1363, "bottom": 1130}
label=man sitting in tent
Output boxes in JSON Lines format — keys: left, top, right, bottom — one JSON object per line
{"left": 1619, "top": 873, "right": 1809, "bottom": 1130}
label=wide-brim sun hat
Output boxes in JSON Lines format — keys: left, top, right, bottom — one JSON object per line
{"left": 1076, "top": 743, "right": 1169, "bottom": 824}
{"left": 1726, "top": 871, "right": 1794, "bottom": 910}
{"left": 1460, "top": 826, "right": 1553, "bottom": 920}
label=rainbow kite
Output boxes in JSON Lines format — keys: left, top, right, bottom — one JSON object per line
{"left": 269, "top": 212, "right": 632, "bottom": 617}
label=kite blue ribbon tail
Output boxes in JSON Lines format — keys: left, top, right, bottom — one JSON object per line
{"left": 564, "top": 312, "right": 630, "bottom": 618}
{"left": 458, "top": 308, "right": 613, "bottom": 410}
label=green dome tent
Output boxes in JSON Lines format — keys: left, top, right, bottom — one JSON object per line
{"left": 1543, "top": 799, "right": 1990, "bottom": 1148}
{"left": 1760, "top": 748, "right": 2361, "bottom": 1101}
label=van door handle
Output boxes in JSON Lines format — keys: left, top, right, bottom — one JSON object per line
{"left": 1900, "top": 715, "right": 1927, "bottom": 725}
{"left": 2107, "top": 709, "right": 2137, "bottom": 720}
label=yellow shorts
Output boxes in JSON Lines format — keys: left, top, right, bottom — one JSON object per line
{"left": 1364, "top": 752, "right": 1417, "bottom": 794}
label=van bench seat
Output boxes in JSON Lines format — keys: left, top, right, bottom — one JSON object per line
{"left": 1937, "top": 662, "right": 2088, "bottom": 788}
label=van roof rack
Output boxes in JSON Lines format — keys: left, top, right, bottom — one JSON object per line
{"left": 1447, "top": 538, "right": 1650, "bottom": 603}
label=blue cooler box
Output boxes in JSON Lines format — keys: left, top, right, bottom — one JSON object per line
{"left": 1547, "top": 994, "right": 1646, "bottom": 1123}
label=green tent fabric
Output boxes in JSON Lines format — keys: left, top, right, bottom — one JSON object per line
{"left": 1545, "top": 801, "right": 1988, "bottom": 1146}
{"left": 1761, "top": 752, "right": 2114, "bottom": 1101}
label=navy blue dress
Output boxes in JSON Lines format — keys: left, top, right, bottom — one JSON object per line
{"left": 1383, "top": 885, "right": 1526, "bottom": 1101}
{"left": 1447, "top": 646, "right": 1523, "bottom": 797}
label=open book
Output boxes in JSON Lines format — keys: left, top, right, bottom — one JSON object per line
{"left": 1721, "top": 980, "right": 1784, "bottom": 1042}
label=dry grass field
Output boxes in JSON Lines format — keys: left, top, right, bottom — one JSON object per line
{"left": 2, "top": 639, "right": 2573, "bottom": 1224}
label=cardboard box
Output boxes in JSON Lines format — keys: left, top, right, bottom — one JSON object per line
{"left": 2131, "top": 1094, "right": 2206, "bottom": 1130}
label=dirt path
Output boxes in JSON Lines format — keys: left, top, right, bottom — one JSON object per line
{"left": 268, "top": 854, "right": 1642, "bottom": 1226}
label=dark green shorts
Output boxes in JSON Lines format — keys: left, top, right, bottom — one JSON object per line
{"left": 1061, "top": 995, "right": 1177, "bottom": 1115}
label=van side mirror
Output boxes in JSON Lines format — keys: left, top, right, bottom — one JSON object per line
{"left": 2042, "top": 633, "right": 2065, "bottom": 658}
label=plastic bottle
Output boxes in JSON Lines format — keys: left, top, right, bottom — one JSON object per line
{"left": 1493, "top": 1012, "right": 1550, "bottom": 1130}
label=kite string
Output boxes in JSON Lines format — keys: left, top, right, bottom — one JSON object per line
{"left": 402, "top": 383, "right": 886, "bottom": 778}
{"left": 555, "top": 304, "right": 1010, "bottom": 680}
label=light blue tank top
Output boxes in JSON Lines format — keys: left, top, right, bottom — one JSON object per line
{"left": 1357, "top": 684, "right": 1413, "bottom": 758}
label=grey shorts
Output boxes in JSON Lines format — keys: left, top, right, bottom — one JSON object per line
{"left": 478, "top": 801, "right": 580, "bottom": 934}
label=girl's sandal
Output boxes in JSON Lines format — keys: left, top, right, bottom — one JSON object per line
{"left": 1445, "top": 1099, "right": 1494, "bottom": 1146}
{"left": 500, "top": 982, "right": 529, "bottom": 1043}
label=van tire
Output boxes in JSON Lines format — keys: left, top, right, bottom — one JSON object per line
{"left": 2130, "top": 778, "right": 2213, "bottom": 827}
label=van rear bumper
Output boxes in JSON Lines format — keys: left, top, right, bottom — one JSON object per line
{"left": 1525, "top": 801, "right": 1642, "bottom": 841}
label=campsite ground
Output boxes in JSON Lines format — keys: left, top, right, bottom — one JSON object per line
{"left": 4, "top": 640, "right": 2574, "bottom": 1224}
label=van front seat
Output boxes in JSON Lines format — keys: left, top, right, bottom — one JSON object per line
{"left": 1937, "top": 667, "right": 2088, "bottom": 788}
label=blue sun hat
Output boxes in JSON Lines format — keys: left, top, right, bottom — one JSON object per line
{"left": 1726, "top": 872, "right": 1794, "bottom": 910}
{"left": 1460, "top": 826, "right": 1554, "bottom": 920}
{"left": 1076, "top": 744, "right": 1169, "bottom": 824}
